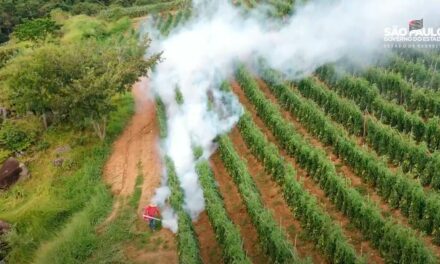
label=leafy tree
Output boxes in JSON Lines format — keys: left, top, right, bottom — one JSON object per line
{"left": 0, "top": 36, "right": 159, "bottom": 139}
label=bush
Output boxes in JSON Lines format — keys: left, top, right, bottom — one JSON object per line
{"left": 13, "top": 18, "right": 60, "bottom": 42}
{"left": 71, "top": 2, "right": 103, "bottom": 16}
{"left": 0, "top": 118, "right": 41, "bottom": 152}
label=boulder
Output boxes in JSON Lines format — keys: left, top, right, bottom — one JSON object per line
{"left": 0, "top": 158, "right": 22, "bottom": 189}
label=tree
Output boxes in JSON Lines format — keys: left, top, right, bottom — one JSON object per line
{"left": 13, "top": 18, "right": 60, "bottom": 42}
{"left": 0, "top": 36, "right": 159, "bottom": 139}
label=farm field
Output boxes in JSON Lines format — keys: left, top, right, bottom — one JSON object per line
{"left": 1, "top": 0, "right": 440, "bottom": 263}
{"left": 149, "top": 2, "right": 440, "bottom": 264}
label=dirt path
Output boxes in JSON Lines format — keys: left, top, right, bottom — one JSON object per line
{"left": 231, "top": 80, "right": 385, "bottom": 263}
{"left": 102, "top": 78, "right": 178, "bottom": 264}
{"left": 193, "top": 211, "right": 223, "bottom": 264}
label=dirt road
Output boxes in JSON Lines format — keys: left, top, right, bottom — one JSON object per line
{"left": 103, "top": 78, "right": 178, "bottom": 263}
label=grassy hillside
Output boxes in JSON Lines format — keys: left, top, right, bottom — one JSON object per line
{"left": 0, "top": 6, "right": 163, "bottom": 263}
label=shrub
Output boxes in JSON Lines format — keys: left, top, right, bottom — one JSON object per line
{"left": 0, "top": 118, "right": 41, "bottom": 152}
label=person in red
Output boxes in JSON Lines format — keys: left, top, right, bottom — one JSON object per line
{"left": 143, "top": 203, "right": 160, "bottom": 231}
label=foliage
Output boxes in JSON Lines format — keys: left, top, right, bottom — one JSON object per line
{"left": 70, "top": 2, "right": 104, "bottom": 16}
{"left": 316, "top": 64, "right": 440, "bottom": 152}
{"left": 156, "top": 97, "right": 168, "bottom": 139}
{"left": 0, "top": 117, "right": 41, "bottom": 152}
{"left": 13, "top": 18, "right": 60, "bottom": 42}
{"left": 1, "top": 93, "right": 134, "bottom": 263}
{"left": 33, "top": 187, "right": 112, "bottom": 264}
{"left": 0, "top": 0, "right": 165, "bottom": 43}
{"left": 99, "top": 0, "right": 189, "bottom": 20}
{"left": 290, "top": 73, "right": 440, "bottom": 190}
{"left": 160, "top": 13, "right": 174, "bottom": 36}
{"left": 175, "top": 86, "right": 184, "bottom": 105}
{"left": 195, "top": 159, "right": 251, "bottom": 264}
{"left": 0, "top": 45, "right": 18, "bottom": 67}
{"left": 0, "top": 149, "right": 12, "bottom": 164}
{"left": 237, "top": 111, "right": 360, "bottom": 264}
{"left": 164, "top": 157, "right": 203, "bottom": 264}
{"left": 386, "top": 55, "right": 440, "bottom": 91}
{"left": 192, "top": 145, "right": 203, "bottom": 160}
{"left": 217, "top": 135, "right": 303, "bottom": 264}
{"left": 364, "top": 67, "right": 440, "bottom": 119}
{"left": 259, "top": 65, "right": 440, "bottom": 246}
{"left": 236, "top": 65, "right": 437, "bottom": 263}
{"left": 0, "top": 27, "right": 159, "bottom": 139}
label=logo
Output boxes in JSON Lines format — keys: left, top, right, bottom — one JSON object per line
{"left": 384, "top": 18, "right": 440, "bottom": 49}
{"left": 409, "top": 19, "right": 423, "bottom": 31}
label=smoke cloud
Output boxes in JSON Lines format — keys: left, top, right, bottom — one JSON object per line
{"left": 142, "top": 0, "right": 440, "bottom": 232}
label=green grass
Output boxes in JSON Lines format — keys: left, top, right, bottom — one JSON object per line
{"left": 99, "top": 0, "right": 190, "bottom": 20}
{"left": 0, "top": 93, "right": 134, "bottom": 263}
{"left": 129, "top": 162, "right": 144, "bottom": 209}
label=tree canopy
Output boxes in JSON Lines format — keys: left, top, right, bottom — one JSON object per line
{"left": 0, "top": 15, "right": 160, "bottom": 139}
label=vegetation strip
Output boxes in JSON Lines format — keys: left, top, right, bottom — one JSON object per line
{"left": 385, "top": 55, "right": 440, "bottom": 91}
{"left": 99, "top": 0, "right": 190, "bottom": 19}
{"left": 316, "top": 65, "right": 440, "bottom": 153}
{"left": 164, "top": 156, "right": 203, "bottom": 264}
{"left": 235, "top": 65, "right": 437, "bottom": 263}
{"left": 217, "top": 135, "right": 304, "bottom": 264}
{"left": 364, "top": 67, "right": 440, "bottom": 119}
{"left": 155, "top": 97, "right": 168, "bottom": 139}
{"left": 236, "top": 111, "right": 361, "bottom": 263}
{"left": 272, "top": 65, "right": 440, "bottom": 191}
{"left": 259, "top": 66, "right": 440, "bottom": 246}
{"left": 195, "top": 159, "right": 251, "bottom": 264}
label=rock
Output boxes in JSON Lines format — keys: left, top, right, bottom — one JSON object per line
{"left": 18, "top": 164, "right": 30, "bottom": 181}
{"left": 0, "top": 158, "right": 22, "bottom": 189}
{"left": 53, "top": 158, "right": 64, "bottom": 167}
{"left": 55, "top": 145, "right": 71, "bottom": 156}
{"left": 0, "top": 221, "right": 10, "bottom": 235}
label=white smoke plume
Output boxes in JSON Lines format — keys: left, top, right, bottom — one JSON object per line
{"left": 142, "top": 0, "right": 440, "bottom": 232}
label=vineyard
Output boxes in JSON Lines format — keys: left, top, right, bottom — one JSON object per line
{"left": 149, "top": 2, "right": 440, "bottom": 263}
{"left": 1, "top": 0, "right": 439, "bottom": 263}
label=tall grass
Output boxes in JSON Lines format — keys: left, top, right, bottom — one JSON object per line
{"left": 1, "top": 94, "right": 134, "bottom": 263}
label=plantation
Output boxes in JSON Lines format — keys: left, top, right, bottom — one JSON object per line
{"left": 1, "top": 0, "right": 440, "bottom": 263}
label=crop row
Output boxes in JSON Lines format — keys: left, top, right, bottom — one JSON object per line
{"left": 164, "top": 156, "right": 203, "bottom": 264}
{"left": 258, "top": 66, "right": 440, "bottom": 245}
{"left": 237, "top": 111, "right": 361, "bottom": 264}
{"left": 316, "top": 64, "right": 440, "bottom": 152}
{"left": 236, "top": 65, "right": 436, "bottom": 263}
{"left": 386, "top": 55, "right": 440, "bottom": 91}
{"left": 217, "top": 134, "right": 303, "bottom": 263}
{"left": 266, "top": 0, "right": 294, "bottom": 17}
{"left": 396, "top": 49, "right": 440, "bottom": 74}
{"left": 364, "top": 67, "right": 440, "bottom": 119}
{"left": 156, "top": 8, "right": 191, "bottom": 36}
{"left": 155, "top": 97, "right": 167, "bottom": 138}
{"left": 195, "top": 159, "right": 251, "bottom": 264}
{"left": 284, "top": 69, "right": 440, "bottom": 190}
{"left": 99, "top": 0, "right": 188, "bottom": 19}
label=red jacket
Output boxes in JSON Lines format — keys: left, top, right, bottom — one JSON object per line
{"left": 144, "top": 206, "right": 159, "bottom": 220}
